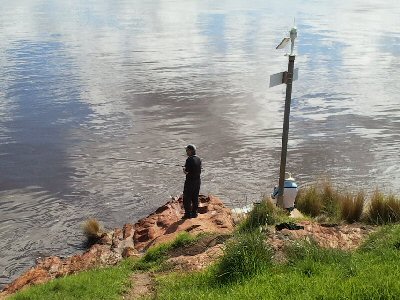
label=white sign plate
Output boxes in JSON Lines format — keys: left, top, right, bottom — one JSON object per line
{"left": 269, "top": 68, "right": 299, "bottom": 88}
{"left": 276, "top": 37, "right": 290, "bottom": 49}
{"left": 269, "top": 71, "right": 285, "bottom": 88}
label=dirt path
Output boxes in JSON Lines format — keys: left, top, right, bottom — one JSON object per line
{"left": 122, "top": 234, "right": 228, "bottom": 299}
{"left": 124, "top": 273, "right": 155, "bottom": 300}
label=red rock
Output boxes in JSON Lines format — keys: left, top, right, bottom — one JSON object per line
{"left": 133, "top": 195, "right": 234, "bottom": 251}
{"left": 2, "top": 268, "right": 50, "bottom": 294}
{"left": 98, "top": 232, "right": 113, "bottom": 245}
{"left": 122, "top": 247, "right": 139, "bottom": 258}
{"left": 123, "top": 224, "right": 135, "bottom": 239}
{"left": 1, "top": 194, "right": 234, "bottom": 295}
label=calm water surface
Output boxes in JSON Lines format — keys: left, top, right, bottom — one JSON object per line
{"left": 1, "top": 0, "right": 399, "bottom": 287}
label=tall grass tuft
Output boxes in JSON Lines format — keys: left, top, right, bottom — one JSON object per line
{"left": 320, "top": 181, "right": 341, "bottom": 220}
{"left": 366, "top": 191, "right": 400, "bottom": 224}
{"left": 340, "top": 192, "right": 364, "bottom": 223}
{"left": 296, "top": 181, "right": 342, "bottom": 220}
{"left": 238, "top": 199, "right": 283, "bottom": 232}
{"left": 82, "top": 218, "right": 103, "bottom": 240}
{"left": 387, "top": 195, "right": 400, "bottom": 223}
{"left": 296, "top": 186, "right": 323, "bottom": 217}
{"left": 213, "top": 231, "right": 272, "bottom": 284}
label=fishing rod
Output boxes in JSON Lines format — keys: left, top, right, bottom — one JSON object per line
{"left": 107, "top": 157, "right": 183, "bottom": 167}
{"left": 70, "top": 153, "right": 183, "bottom": 167}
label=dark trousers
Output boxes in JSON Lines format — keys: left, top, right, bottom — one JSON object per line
{"left": 183, "top": 178, "right": 201, "bottom": 215}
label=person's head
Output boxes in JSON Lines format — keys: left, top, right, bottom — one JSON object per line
{"left": 185, "top": 144, "right": 196, "bottom": 156}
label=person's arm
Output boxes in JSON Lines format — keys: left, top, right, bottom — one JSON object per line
{"left": 184, "top": 157, "right": 194, "bottom": 175}
{"left": 183, "top": 167, "right": 188, "bottom": 174}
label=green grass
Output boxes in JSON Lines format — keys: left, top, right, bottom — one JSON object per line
{"left": 340, "top": 192, "right": 364, "bottom": 223}
{"left": 153, "top": 225, "right": 400, "bottom": 300}
{"left": 9, "top": 258, "right": 135, "bottom": 300}
{"left": 238, "top": 199, "right": 286, "bottom": 232}
{"left": 134, "top": 232, "right": 200, "bottom": 271}
{"left": 212, "top": 231, "right": 273, "bottom": 284}
{"left": 319, "top": 181, "right": 341, "bottom": 220}
{"left": 366, "top": 191, "right": 400, "bottom": 224}
{"left": 296, "top": 185, "right": 323, "bottom": 217}
{"left": 297, "top": 182, "right": 400, "bottom": 225}
{"left": 9, "top": 232, "right": 200, "bottom": 299}
{"left": 296, "top": 180, "right": 341, "bottom": 221}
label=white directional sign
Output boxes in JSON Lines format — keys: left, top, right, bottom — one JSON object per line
{"left": 276, "top": 37, "right": 290, "bottom": 49}
{"left": 269, "top": 68, "right": 299, "bottom": 88}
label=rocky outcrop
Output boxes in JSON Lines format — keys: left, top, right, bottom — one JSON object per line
{"left": 0, "top": 235, "right": 130, "bottom": 295}
{"left": 0, "top": 195, "right": 234, "bottom": 296}
{"left": 134, "top": 195, "right": 234, "bottom": 251}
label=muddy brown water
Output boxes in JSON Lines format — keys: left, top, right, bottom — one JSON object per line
{"left": 1, "top": 0, "right": 399, "bottom": 288}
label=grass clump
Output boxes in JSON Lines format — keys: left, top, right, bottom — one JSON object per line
{"left": 365, "top": 191, "right": 400, "bottom": 224}
{"left": 296, "top": 181, "right": 355, "bottom": 222}
{"left": 296, "top": 186, "right": 322, "bottom": 217}
{"left": 212, "top": 231, "right": 273, "bottom": 284}
{"left": 82, "top": 218, "right": 103, "bottom": 240}
{"left": 134, "top": 232, "right": 198, "bottom": 271}
{"left": 340, "top": 192, "right": 364, "bottom": 223}
{"left": 319, "top": 181, "right": 341, "bottom": 220}
{"left": 296, "top": 181, "right": 400, "bottom": 225}
{"left": 359, "top": 224, "right": 400, "bottom": 253}
{"left": 238, "top": 199, "right": 284, "bottom": 232}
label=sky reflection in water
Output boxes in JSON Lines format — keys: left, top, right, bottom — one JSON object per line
{"left": 0, "top": 0, "right": 399, "bottom": 287}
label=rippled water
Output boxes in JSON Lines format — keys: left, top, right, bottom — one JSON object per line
{"left": 1, "top": 0, "right": 400, "bottom": 287}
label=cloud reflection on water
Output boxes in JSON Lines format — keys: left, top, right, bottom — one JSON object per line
{"left": 0, "top": 0, "right": 400, "bottom": 288}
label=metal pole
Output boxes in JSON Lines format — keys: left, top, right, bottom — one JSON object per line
{"left": 277, "top": 54, "right": 295, "bottom": 207}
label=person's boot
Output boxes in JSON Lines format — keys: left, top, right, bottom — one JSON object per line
{"left": 181, "top": 213, "right": 191, "bottom": 220}
{"left": 190, "top": 211, "right": 198, "bottom": 218}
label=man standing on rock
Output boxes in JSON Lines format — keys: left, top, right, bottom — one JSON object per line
{"left": 182, "top": 144, "right": 202, "bottom": 219}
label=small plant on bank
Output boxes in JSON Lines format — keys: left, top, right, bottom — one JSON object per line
{"left": 212, "top": 231, "right": 273, "bottom": 284}
{"left": 387, "top": 195, "right": 400, "bottom": 222}
{"left": 319, "top": 181, "right": 341, "bottom": 220}
{"left": 238, "top": 199, "right": 283, "bottom": 232}
{"left": 340, "top": 192, "right": 364, "bottom": 223}
{"left": 296, "top": 186, "right": 323, "bottom": 217}
{"left": 82, "top": 218, "right": 103, "bottom": 240}
{"left": 366, "top": 191, "right": 400, "bottom": 224}
{"left": 296, "top": 181, "right": 342, "bottom": 221}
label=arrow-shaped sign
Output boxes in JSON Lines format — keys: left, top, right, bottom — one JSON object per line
{"left": 269, "top": 68, "right": 299, "bottom": 88}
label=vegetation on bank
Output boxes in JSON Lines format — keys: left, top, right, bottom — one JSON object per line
{"left": 237, "top": 199, "right": 288, "bottom": 233}
{"left": 11, "top": 225, "right": 400, "bottom": 300}
{"left": 8, "top": 183, "right": 400, "bottom": 300}
{"left": 9, "top": 258, "right": 135, "bottom": 300}
{"left": 153, "top": 225, "right": 400, "bottom": 300}
{"left": 296, "top": 180, "right": 400, "bottom": 224}
{"left": 133, "top": 231, "right": 201, "bottom": 271}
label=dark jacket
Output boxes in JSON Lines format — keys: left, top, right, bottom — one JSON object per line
{"left": 184, "top": 155, "right": 202, "bottom": 180}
